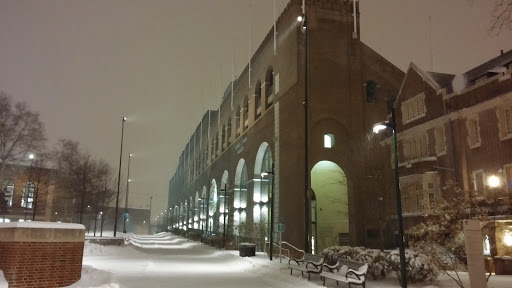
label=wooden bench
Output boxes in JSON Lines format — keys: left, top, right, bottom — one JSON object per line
{"left": 320, "top": 258, "right": 368, "bottom": 287}
{"left": 288, "top": 253, "right": 325, "bottom": 280}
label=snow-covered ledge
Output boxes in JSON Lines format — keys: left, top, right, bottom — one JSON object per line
{"left": 0, "top": 221, "right": 85, "bottom": 288}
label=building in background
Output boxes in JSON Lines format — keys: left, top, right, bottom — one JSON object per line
{"left": 390, "top": 49, "right": 512, "bottom": 256}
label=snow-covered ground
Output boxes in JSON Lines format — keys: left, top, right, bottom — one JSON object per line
{"left": 1, "top": 233, "right": 511, "bottom": 287}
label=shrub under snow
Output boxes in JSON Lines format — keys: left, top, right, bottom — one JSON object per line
{"left": 322, "top": 246, "right": 439, "bottom": 282}
{"left": 386, "top": 249, "right": 439, "bottom": 284}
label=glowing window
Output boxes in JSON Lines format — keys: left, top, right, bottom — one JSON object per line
{"left": 324, "top": 134, "right": 334, "bottom": 148}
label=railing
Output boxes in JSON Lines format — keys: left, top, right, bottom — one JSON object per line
{"left": 279, "top": 241, "right": 305, "bottom": 263}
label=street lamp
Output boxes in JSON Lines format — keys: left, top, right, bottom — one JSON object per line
{"left": 299, "top": 0, "right": 310, "bottom": 253}
{"left": 372, "top": 109, "right": 407, "bottom": 288}
{"left": 27, "top": 153, "right": 35, "bottom": 221}
{"left": 123, "top": 153, "right": 133, "bottom": 233}
{"left": 219, "top": 184, "right": 229, "bottom": 248}
{"left": 114, "top": 116, "right": 127, "bottom": 237}
{"left": 261, "top": 163, "right": 275, "bottom": 260}
{"left": 487, "top": 174, "right": 502, "bottom": 257}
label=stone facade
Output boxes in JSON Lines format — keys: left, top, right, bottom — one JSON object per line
{"left": 168, "top": 0, "right": 405, "bottom": 252}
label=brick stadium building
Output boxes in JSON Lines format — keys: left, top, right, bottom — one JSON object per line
{"left": 167, "top": 0, "right": 512, "bottom": 255}
{"left": 167, "top": 0, "right": 405, "bottom": 253}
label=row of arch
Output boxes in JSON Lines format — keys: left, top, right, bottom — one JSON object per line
{"left": 189, "top": 67, "right": 275, "bottom": 181}
{"left": 171, "top": 142, "right": 273, "bottom": 242}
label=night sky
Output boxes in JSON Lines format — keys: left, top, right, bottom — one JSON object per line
{"left": 1, "top": 0, "right": 511, "bottom": 219}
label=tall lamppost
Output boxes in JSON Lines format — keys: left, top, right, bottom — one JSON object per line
{"left": 487, "top": 175, "right": 502, "bottom": 257}
{"left": 261, "top": 163, "right": 275, "bottom": 260}
{"left": 373, "top": 108, "right": 407, "bottom": 288}
{"left": 123, "top": 153, "right": 133, "bottom": 233}
{"left": 26, "top": 153, "right": 35, "bottom": 221}
{"left": 114, "top": 117, "right": 127, "bottom": 237}
{"left": 298, "top": 0, "right": 310, "bottom": 253}
{"left": 219, "top": 184, "right": 228, "bottom": 248}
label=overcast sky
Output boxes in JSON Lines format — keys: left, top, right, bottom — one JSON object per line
{"left": 1, "top": 0, "right": 511, "bottom": 219}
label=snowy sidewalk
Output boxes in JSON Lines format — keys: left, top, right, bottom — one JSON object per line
{"left": 63, "top": 233, "right": 512, "bottom": 288}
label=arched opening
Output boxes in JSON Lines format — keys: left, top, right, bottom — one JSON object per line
{"left": 311, "top": 161, "right": 349, "bottom": 252}
{"left": 194, "top": 191, "right": 200, "bottom": 229}
{"left": 236, "top": 105, "right": 241, "bottom": 138}
{"left": 219, "top": 171, "right": 230, "bottom": 237}
{"left": 234, "top": 159, "right": 248, "bottom": 237}
{"left": 254, "top": 142, "right": 272, "bottom": 250}
{"left": 208, "top": 179, "right": 218, "bottom": 234}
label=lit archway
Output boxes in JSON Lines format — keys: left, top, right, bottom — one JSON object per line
{"left": 311, "top": 161, "right": 349, "bottom": 252}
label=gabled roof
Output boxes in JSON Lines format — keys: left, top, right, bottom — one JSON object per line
{"left": 395, "top": 62, "right": 454, "bottom": 108}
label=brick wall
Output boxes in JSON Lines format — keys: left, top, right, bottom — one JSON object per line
{"left": 0, "top": 242, "right": 83, "bottom": 288}
{"left": 0, "top": 222, "right": 85, "bottom": 288}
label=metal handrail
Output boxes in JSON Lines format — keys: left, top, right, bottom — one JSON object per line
{"left": 280, "top": 241, "right": 305, "bottom": 260}
{"left": 271, "top": 242, "right": 289, "bottom": 260}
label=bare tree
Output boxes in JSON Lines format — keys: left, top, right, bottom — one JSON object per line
{"left": 0, "top": 91, "right": 46, "bottom": 185}
{"left": 28, "top": 152, "right": 53, "bottom": 221}
{"left": 490, "top": 0, "right": 512, "bottom": 34}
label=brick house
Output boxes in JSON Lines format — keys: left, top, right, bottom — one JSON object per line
{"left": 391, "top": 49, "right": 512, "bottom": 256}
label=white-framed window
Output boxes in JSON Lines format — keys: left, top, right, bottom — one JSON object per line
{"left": 497, "top": 106, "right": 512, "bottom": 140}
{"left": 466, "top": 116, "right": 481, "bottom": 148}
{"left": 472, "top": 170, "right": 484, "bottom": 194}
{"left": 434, "top": 126, "right": 446, "bottom": 155}
{"left": 324, "top": 134, "right": 334, "bottom": 148}
{"left": 401, "top": 92, "right": 426, "bottom": 124}
{"left": 402, "top": 133, "right": 428, "bottom": 161}
{"left": 504, "top": 164, "right": 512, "bottom": 192}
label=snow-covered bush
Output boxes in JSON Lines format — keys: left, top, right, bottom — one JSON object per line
{"left": 385, "top": 249, "right": 439, "bottom": 284}
{"left": 354, "top": 248, "right": 388, "bottom": 279}
{"left": 322, "top": 246, "right": 388, "bottom": 279}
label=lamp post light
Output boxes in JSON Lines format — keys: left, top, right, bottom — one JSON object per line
{"left": 487, "top": 175, "right": 502, "bottom": 257}
{"left": 123, "top": 153, "right": 133, "bottom": 233}
{"left": 219, "top": 184, "right": 229, "bottom": 248}
{"left": 372, "top": 109, "right": 407, "bottom": 288}
{"left": 26, "top": 153, "right": 35, "bottom": 221}
{"left": 114, "top": 117, "right": 127, "bottom": 237}
{"left": 87, "top": 205, "right": 92, "bottom": 234}
{"left": 298, "top": 0, "right": 310, "bottom": 253}
{"left": 261, "top": 163, "right": 275, "bottom": 261}
{"left": 148, "top": 196, "right": 153, "bottom": 234}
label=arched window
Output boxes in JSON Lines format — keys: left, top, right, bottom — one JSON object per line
{"left": 243, "top": 96, "right": 249, "bottom": 130}
{"left": 236, "top": 105, "right": 241, "bottom": 138}
{"left": 221, "top": 124, "right": 226, "bottom": 151}
{"left": 215, "top": 132, "right": 219, "bottom": 157}
{"left": 21, "top": 182, "right": 35, "bottom": 208}
{"left": 265, "top": 67, "right": 274, "bottom": 108}
{"left": 255, "top": 80, "right": 262, "bottom": 119}
{"left": 254, "top": 146, "right": 272, "bottom": 228}
{"left": 227, "top": 117, "right": 232, "bottom": 146}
